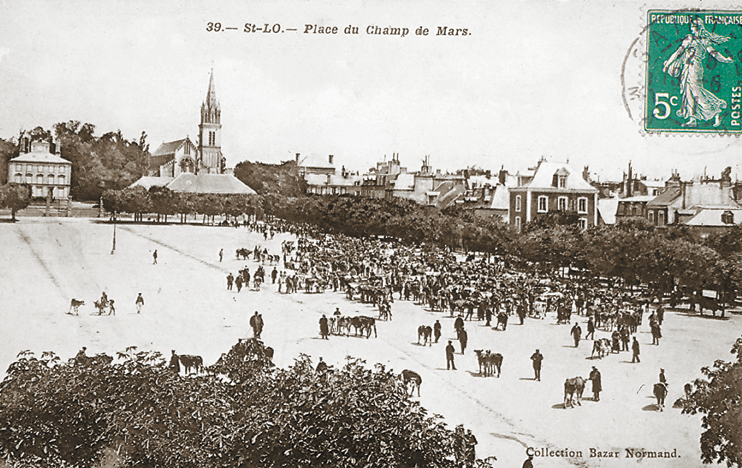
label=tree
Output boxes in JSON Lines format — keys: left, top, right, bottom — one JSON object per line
{"left": 0, "top": 183, "right": 31, "bottom": 221}
{"left": 681, "top": 335, "right": 742, "bottom": 467}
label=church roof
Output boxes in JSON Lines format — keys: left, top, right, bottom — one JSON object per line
{"left": 152, "top": 139, "right": 188, "bottom": 156}
{"left": 165, "top": 173, "right": 256, "bottom": 194}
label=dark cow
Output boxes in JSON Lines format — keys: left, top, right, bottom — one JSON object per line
{"left": 474, "top": 349, "right": 503, "bottom": 377}
{"left": 68, "top": 299, "right": 85, "bottom": 315}
{"left": 653, "top": 382, "right": 668, "bottom": 411}
{"left": 693, "top": 294, "right": 724, "bottom": 316}
{"left": 350, "top": 316, "right": 377, "bottom": 338}
{"left": 236, "top": 248, "right": 251, "bottom": 260}
{"left": 564, "top": 377, "right": 586, "bottom": 408}
{"left": 179, "top": 354, "right": 204, "bottom": 375}
{"left": 401, "top": 369, "right": 422, "bottom": 396}
{"left": 417, "top": 325, "right": 432, "bottom": 346}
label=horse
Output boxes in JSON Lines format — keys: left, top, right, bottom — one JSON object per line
{"left": 236, "top": 248, "right": 251, "bottom": 260}
{"left": 564, "top": 377, "right": 586, "bottom": 408}
{"left": 179, "top": 354, "right": 204, "bottom": 375}
{"left": 401, "top": 369, "right": 422, "bottom": 396}
{"left": 653, "top": 382, "right": 668, "bottom": 411}
{"left": 591, "top": 338, "right": 611, "bottom": 359}
{"left": 68, "top": 299, "right": 85, "bottom": 315}
{"left": 417, "top": 325, "right": 432, "bottom": 346}
{"left": 474, "top": 350, "right": 503, "bottom": 377}
{"left": 350, "top": 316, "right": 377, "bottom": 338}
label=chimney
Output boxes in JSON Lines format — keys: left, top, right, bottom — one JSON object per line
{"left": 329, "top": 155, "right": 334, "bottom": 165}
{"left": 296, "top": 153, "right": 300, "bottom": 163}
{"left": 681, "top": 181, "right": 686, "bottom": 209}
{"left": 498, "top": 166, "right": 506, "bottom": 185}
{"left": 627, "top": 162, "right": 633, "bottom": 197}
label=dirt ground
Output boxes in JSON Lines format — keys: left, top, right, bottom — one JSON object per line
{"left": 1, "top": 218, "right": 739, "bottom": 467}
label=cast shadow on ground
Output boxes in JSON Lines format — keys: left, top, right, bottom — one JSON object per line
{"left": 642, "top": 404, "right": 661, "bottom": 412}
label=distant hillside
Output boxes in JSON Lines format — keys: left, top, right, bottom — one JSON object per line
{"left": 233, "top": 160, "right": 307, "bottom": 197}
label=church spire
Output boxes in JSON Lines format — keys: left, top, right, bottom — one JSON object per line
{"left": 204, "top": 68, "right": 220, "bottom": 111}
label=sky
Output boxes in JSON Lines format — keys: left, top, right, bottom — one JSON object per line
{"left": 1, "top": 0, "right": 742, "bottom": 181}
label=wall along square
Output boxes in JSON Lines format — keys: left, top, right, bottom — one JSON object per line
{"left": 645, "top": 11, "right": 742, "bottom": 133}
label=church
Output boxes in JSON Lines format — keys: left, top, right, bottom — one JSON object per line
{"left": 148, "top": 69, "right": 225, "bottom": 177}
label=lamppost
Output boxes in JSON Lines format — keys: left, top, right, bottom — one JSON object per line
{"left": 111, "top": 210, "right": 116, "bottom": 255}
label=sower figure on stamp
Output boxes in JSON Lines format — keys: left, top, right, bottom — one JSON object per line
{"left": 662, "top": 17, "right": 733, "bottom": 128}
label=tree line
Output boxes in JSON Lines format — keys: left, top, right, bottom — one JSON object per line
{"left": 0, "top": 339, "right": 491, "bottom": 468}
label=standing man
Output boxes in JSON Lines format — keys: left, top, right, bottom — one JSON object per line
{"left": 656, "top": 304, "right": 665, "bottom": 325}
{"left": 135, "top": 293, "right": 144, "bottom": 314}
{"left": 250, "top": 312, "right": 260, "bottom": 338}
{"left": 530, "top": 349, "right": 543, "bottom": 381}
{"left": 226, "top": 273, "right": 234, "bottom": 291}
{"left": 458, "top": 327, "right": 468, "bottom": 354}
{"left": 319, "top": 314, "right": 329, "bottom": 339}
{"left": 651, "top": 321, "right": 662, "bottom": 345}
{"left": 433, "top": 320, "right": 442, "bottom": 343}
{"left": 255, "top": 313, "right": 264, "bottom": 339}
{"left": 570, "top": 322, "right": 582, "bottom": 347}
{"left": 465, "top": 429, "right": 478, "bottom": 468}
{"left": 659, "top": 368, "right": 667, "bottom": 384}
{"left": 631, "top": 336, "right": 640, "bottom": 363}
{"left": 517, "top": 301, "right": 526, "bottom": 325}
{"left": 446, "top": 341, "right": 456, "bottom": 370}
{"left": 271, "top": 267, "right": 278, "bottom": 284}
{"left": 589, "top": 366, "right": 602, "bottom": 401}
{"left": 235, "top": 274, "right": 243, "bottom": 293}
{"left": 153, "top": 249, "right": 158, "bottom": 265}
{"left": 169, "top": 350, "right": 180, "bottom": 374}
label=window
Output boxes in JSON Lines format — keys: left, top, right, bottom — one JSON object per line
{"left": 578, "top": 197, "right": 587, "bottom": 214}
{"left": 25, "top": 173, "right": 33, "bottom": 183}
{"left": 515, "top": 195, "right": 522, "bottom": 212}
{"left": 36, "top": 174, "right": 43, "bottom": 184}
{"left": 558, "top": 197, "right": 567, "bottom": 211}
{"left": 537, "top": 195, "right": 548, "bottom": 213}
{"left": 559, "top": 176, "right": 567, "bottom": 188}
{"left": 58, "top": 175, "right": 66, "bottom": 185}
{"left": 648, "top": 210, "right": 655, "bottom": 223}
{"left": 515, "top": 216, "right": 521, "bottom": 232}
{"left": 658, "top": 211, "right": 665, "bottom": 226}
{"left": 722, "top": 211, "right": 734, "bottom": 224}
{"left": 14, "top": 173, "right": 22, "bottom": 183}
{"left": 578, "top": 218, "right": 587, "bottom": 229}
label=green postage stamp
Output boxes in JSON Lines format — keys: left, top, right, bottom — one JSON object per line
{"left": 645, "top": 11, "right": 742, "bottom": 133}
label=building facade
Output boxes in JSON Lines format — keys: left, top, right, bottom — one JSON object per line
{"left": 508, "top": 160, "right": 598, "bottom": 232}
{"left": 9, "top": 137, "right": 72, "bottom": 199}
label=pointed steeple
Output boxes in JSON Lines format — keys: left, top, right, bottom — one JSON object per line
{"left": 204, "top": 68, "right": 220, "bottom": 111}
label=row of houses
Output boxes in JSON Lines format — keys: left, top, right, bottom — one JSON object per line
{"left": 301, "top": 153, "right": 742, "bottom": 236}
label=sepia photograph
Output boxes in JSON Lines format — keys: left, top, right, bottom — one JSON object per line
{"left": 1, "top": 1, "right": 742, "bottom": 467}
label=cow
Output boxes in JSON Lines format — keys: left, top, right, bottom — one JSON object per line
{"left": 417, "top": 325, "right": 432, "bottom": 346}
{"left": 179, "top": 354, "right": 204, "bottom": 375}
{"left": 474, "top": 350, "right": 503, "bottom": 377}
{"left": 350, "top": 316, "right": 377, "bottom": 338}
{"left": 591, "top": 338, "right": 611, "bottom": 359}
{"left": 68, "top": 299, "right": 85, "bottom": 315}
{"left": 236, "top": 248, "right": 251, "bottom": 260}
{"left": 653, "top": 382, "right": 668, "bottom": 411}
{"left": 693, "top": 294, "right": 724, "bottom": 317}
{"left": 401, "top": 369, "right": 422, "bottom": 396}
{"left": 564, "top": 377, "right": 586, "bottom": 408}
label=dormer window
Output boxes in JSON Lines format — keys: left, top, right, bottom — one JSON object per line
{"left": 722, "top": 211, "right": 734, "bottom": 224}
{"left": 553, "top": 168, "right": 569, "bottom": 188}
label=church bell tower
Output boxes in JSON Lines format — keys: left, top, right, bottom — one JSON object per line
{"left": 198, "top": 68, "right": 222, "bottom": 173}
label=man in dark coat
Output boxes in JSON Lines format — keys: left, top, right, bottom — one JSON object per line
{"left": 235, "top": 274, "right": 243, "bottom": 293}
{"left": 570, "top": 322, "right": 582, "bottom": 347}
{"left": 454, "top": 315, "right": 464, "bottom": 333}
{"left": 446, "top": 341, "right": 456, "bottom": 370}
{"left": 586, "top": 317, "right": 595, "bottom": 340}
{"left": 589, "top": 366, "right": 602, "bottom": 401}
{"left": 631, "top": 336, "right": 640, "bottom": 363}
{"left": 152, "top": 250, "right": 158, "bottom": 265}
{"left": 465, "top": 429, "right": 478, "bottom": 467}
{"left": 226, "top": 273, "right": 234, "bottom": 291}
{"left": 169, "top": 350, "right": 180, "bottom": 373}
{"left": 271, "top": 267, "right": 278, "bottom": 284}
{"left": 458, "top": 328, "right": 468, "bottom": 354}
{"left": 319, "top": 314, "right": 329, "bottom": 339}
{"left": 530, "top": 349, "right": 543, "bottom": 381}
{"left": 250, "top": 312, "right": 261, "bottom": 338}
{"left": 433, "top": 320, "right": 442, "bottom": 343}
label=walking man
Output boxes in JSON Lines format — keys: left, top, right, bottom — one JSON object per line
{"left": 433, "top": 320, "right": 442, "bottom": 343}
{"left": 458, "top": 327, "right": 468, "bottom": 354}
{"left": 446, "top": 341, "right": 456, "bottom": 370}
{"left": 530, "top": 349, "right": 543, "bottom": 381}
{"left": 135, "top": 293, "right": 144, "bottom": 314}
{"left": 153, "top": 249, "right": 158, "bottom": 265}
{"left": 589, "top": 366, "right": 602, "bottom": 401}
{"left": 219, "top": 249, "right": 223, "bottom": 262}
{"left": 586, "top": 316, "right": 595, "bottom": 340}
{"left": 631, "top": 336, "right": 640, "bottom": 363}
{"left": 571, "top": 322, "right": 582, "bottom": 347}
